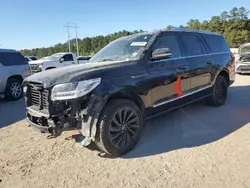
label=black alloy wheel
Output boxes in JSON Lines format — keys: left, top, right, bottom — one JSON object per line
{"left": 207, "top": 75, "right": 228, "bottom": 106}
{"left": 109, "top": 107, "right": 140, "bottom": 149}
{"left": 95, "top": 99, "right": 143, "bottom": 156}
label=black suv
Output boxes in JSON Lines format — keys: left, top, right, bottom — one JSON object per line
{"left": 23, "top": 28, "right": 235, "bottom": 156}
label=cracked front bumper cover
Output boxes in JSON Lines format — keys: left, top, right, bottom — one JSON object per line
{"left": 79, "top": 95, "right": 106, "bottom": 142}
{"left": 26, "top": 94, "right": 106, "bottom": 141}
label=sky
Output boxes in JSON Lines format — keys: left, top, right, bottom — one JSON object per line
{"left": 0, "top": 0, "right": 249, "bottom": 50}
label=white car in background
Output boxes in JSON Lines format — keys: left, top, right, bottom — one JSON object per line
{"left": 235, "top": 43, "right": 250, "bottom": 74}
{"left": 25, "top": 56, "right": 37, "bottom": 62}
{"left": 28, "top": 52, "right": 78, "bottom": 74}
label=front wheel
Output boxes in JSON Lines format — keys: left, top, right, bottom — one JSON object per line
{"left": 95, "top": 99, "right": 144, "bottom": 156}
{"left": 207, "top": 75, "right": 228, "bottom": 106}
{"left": 5, "top": 78, "right": 23, "bottom": 101}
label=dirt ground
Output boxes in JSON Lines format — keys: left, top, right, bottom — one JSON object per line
{"left": 0, "top": 74, "right": 250, "bottom": 188}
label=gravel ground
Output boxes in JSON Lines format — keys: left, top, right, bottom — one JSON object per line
{"left": 0, "top": 74, "right": 250, "bottom": 188}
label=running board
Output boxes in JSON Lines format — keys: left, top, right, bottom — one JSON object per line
{"left": 145, "top": 94, "right": 211, "bottom": 121}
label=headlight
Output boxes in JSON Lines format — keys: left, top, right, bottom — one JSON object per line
{"left": 51, "top": 78, "right": 101, "bottom": 101}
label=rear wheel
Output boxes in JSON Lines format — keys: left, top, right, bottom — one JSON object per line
{"left": 95, "top": 99, "right": 143, "bottom": 156}
{"left": 5, "top": 78, "right": 23, "bottom": 101}
{"left": 207, "top": 75, "right": 228, "bottom": 106}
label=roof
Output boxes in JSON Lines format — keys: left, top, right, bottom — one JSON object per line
{"left": 0, "top": 48, "right": 18, "bottom": 53}
{"left": 123, "top": 28, "right": 220, "bottom": 40}
{"left": 171, "top": 28, "right": 219, "bottom": 35}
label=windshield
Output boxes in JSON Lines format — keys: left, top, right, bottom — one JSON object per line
{"left": 89, "top": 34, "right": 153, "bottom": 62}
{"left": 41, "top": 53, "right": 64, "bottom": 60}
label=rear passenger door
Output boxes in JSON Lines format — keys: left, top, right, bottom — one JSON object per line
{"left": 179, "top": 33, "right": 213, "bottom": 92}
{"left": 148, "top": 33, "right": 190, "bottom": 107}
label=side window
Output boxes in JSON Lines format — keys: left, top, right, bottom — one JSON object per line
{"left": 202, "top": 35, "right": 230, "bottom": 53}
{"left": 0, "top": 52, "right": 27, "bottom": 66}
{"left": 180, "top": 34, "right": 203, "bottom": 56}
{"left": 152, "top": 34, "right": 181, "bottom": 58}
{"left": 63, "top": 54, "right": 73, "bottom": 61}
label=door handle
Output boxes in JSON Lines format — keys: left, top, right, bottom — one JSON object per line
{"left": 131, "top": 73, "right": 149, "bottom": 79}
{"left": 178, "top": 65, "right": 188, "bottom": 70}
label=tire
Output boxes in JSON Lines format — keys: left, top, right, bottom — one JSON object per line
{"left": 5, "top": 78, "right": 23, "bottom": 101}
{"left": 95, "top": 99, "right": 144, "bottom": 156}
{"left": 207, "top": 75, "right": 228, "bottom": 106}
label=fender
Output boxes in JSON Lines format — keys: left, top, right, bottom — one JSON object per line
{"left": 79, "top": 85, "right": 146, "bottom": 145}
{"left": 211, "top": 66, "right": 230, "bottom": 86}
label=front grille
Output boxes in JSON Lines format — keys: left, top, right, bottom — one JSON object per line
{"left": 241, "top": 57, "right": 250, "bottom": 62}
{"left": 28, "top": 83, "right": 49, "bottom": 110}
{"left": 30, "top": 64, "right": 42, "bottom": 73}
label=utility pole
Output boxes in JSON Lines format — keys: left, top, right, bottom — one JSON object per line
{"left": 75, "top": 24, "right": 79, "bottom": 57}
{"left": 63, "top": 23, "right": 79, "bottom": 55}
{"left": 63, "top": 23, "right": 71, "bottom": 52}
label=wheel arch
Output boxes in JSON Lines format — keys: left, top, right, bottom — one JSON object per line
{"left": 215, "top": 69, "right": 230, "bottom": 86}
{"left": 7, "top": 75, "right": 24, "bottom": 82}
{"left": 106, "top": 90, "right": 146, "bottom": 116}
{"left": 45, "top": 67, "right": 56, "bottom": 70}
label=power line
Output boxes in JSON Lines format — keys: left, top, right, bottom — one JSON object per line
{"left": 63, "top": 23, "right": 80, "bottom": 56}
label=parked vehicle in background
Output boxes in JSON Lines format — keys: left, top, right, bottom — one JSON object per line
{"left": 235, "top": 43, "right": 250, "bottom": 74}
{"left": 0, "top": 49, "right": 31, "bottom": 100}
{"left": 24, "top": 28, "right": 235, "bottom": 156}
{"left": 77, "top": 56, "right": 92, "bottom": 64}
{"left": 25, "top": 56, "right": 37, "bottom": 62}
{"left": 28, "top": 52, "right": 78, "bottom": 74}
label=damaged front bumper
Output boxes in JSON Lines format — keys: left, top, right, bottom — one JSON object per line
{"left": 26, "top": 94, "right": 106, "bottom": 143}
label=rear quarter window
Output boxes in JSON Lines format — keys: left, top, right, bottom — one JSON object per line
{"left": 202, "top": 34, "right": 230, "bottom": 53}
{"left": 0, "top": 52, "right": 28, "bottom": 66}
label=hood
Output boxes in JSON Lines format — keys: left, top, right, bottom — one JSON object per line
{"left": 23, "top": 60, "right": 141, "bottom": 88}
{"left": 238, "top": 43, "right": 250, "bottom": 56}
{"left": 28, "top": 59, "right": 56, "bottom": 65}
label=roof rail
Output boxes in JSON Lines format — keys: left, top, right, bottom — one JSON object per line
{"left": 0, "top": 48, "right": 18, "bottom": 53}
{"left": 171, "top": 28, "right": 219, "bottom": 35}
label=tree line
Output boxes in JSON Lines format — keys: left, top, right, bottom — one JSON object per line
{"left": 21, "top": 7, "right": 250, "bottom": 58}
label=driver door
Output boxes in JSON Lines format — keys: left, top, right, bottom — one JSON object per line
{"left": 61, "top": 54, "right": 75, "bottom": 67}
{"left": 148, "top": 33, "right": 191, "bottom": 107}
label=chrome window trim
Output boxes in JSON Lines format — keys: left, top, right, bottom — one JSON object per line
{"left": 153, "top": 52, "right": 231, "bottom": 63}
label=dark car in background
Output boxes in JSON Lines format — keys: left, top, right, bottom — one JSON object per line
{"left": 23, "top": 28, "right": 235, "bottom": 156}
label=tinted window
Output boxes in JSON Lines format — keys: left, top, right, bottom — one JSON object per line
{"left": 152, "top": 34, "right": 181, "bottom": 58}
{"left": 63, "top": 54, "right": 73, "bottom": 61}
{"left": 202, "top": 34, "right": 230, "bottom": 53}
{"left": 0, "top": 52, "right": 27, "bottom": 66}
{"left": 180, "top": 34, "right": 203, "bottom": 56}
{"left": 30, "top": 56, "right": 37, "bottom": 60}
{"left": 78, "top": 57, "right": 88, "bottom": 60}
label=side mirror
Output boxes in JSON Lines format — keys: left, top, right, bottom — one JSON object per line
{"left": 151, "top": 48, "right": 172, "bottom": 60}
{"left": 60, "top": 58, "right": 64, "bottom": 63}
